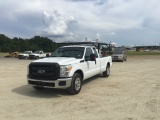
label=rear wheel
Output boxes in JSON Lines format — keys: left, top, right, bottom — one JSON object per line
{"left": 103, "top": 65, "right": 110, "bottom": 77}
{"left": 68, "top": 73, "right": 82, "bottom": 95}
{"left": 36, "top": 56, "right": 39, "bottom": 59}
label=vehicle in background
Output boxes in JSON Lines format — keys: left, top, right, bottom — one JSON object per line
{"left": 29, "top": 50, "right": 50, "bottom": 59}
{"left": 144, "top": 49, "right": 151, "bottom": 52}
{"left": 18, "top": 51, "right": 32, "bottom": 59}
{"left": 112, "top": 51, "right": 127, "bottom": 62}
{"left": 4, "top": 51, "right": 19, "bottom": 58}
{"left": 27, "top": 42, "right": 112, "bottom": 95}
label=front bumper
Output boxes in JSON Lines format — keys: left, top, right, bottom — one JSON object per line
{"left": 18, "top": 55, "right": 26, "bottom": 59}
{"left": 112, "top": 56, "right": 123, "bottom": 61}
{"left": 27, "top": 77, "right": 72, "bottom": 89}
{"left": 29, "top": 55, "right": 37, "bottom": 59}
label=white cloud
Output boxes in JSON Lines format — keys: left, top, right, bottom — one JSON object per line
{"left": 96, "top": 33, "right": 100, "bottom": 39}
{"left": 96, "top": 33, "right": 102, "bottom": 42}
{"left": 111, "top": 42, "right": 117, "bottom": 47}
{"left": 0, "top": 0, "right": 160, "bottom": 45}
{"left": 42, "top": 10, "right": 77, "bottom": 37}
{"left": 109, "top": 32, "right": 116, "bottom": 35}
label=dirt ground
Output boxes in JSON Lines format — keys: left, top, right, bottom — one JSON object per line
{"left": 0, "top": 56, "right": 160, "bottom": 120}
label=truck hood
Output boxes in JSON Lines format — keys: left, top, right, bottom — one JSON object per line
{"left": 19, "top": 54, "right": 28, "bottom": 56}
{"left": 112, "top": 54, "right": 123, "bottom": 56}
{"left": 32, "top": 57, "right": 81, "bottom": 65}
{"left": 30, "top": 54, "right": 39, "bottom": 56}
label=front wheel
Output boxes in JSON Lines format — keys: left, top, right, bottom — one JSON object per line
{"left": 125, "top": 57, "right": 127, "bottom": 61}
{"left": 103, "top": 65, "right": 110, "bottom": 77}
{"left": 68, "top": 73, "right": 82, "bottom": 95}
{"left": 25, "top": 56, "right": 28, "bottom": 59}
{"left": 121, "top": 58, "right": 124, "bottom": 62}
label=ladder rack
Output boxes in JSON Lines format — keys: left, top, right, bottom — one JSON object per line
{"left": 57, "top": 42, "right": 112, "bottom": 52}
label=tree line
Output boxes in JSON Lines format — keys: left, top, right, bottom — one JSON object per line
{"left": 0, "top": 34, "right": 59, "bottom": 52}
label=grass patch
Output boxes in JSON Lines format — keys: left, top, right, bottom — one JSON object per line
{"left": 0, "top": 53, "right": 9, "bottom": 57}
{"left": 127, "top": 51, "right": 160, "bottom": 55}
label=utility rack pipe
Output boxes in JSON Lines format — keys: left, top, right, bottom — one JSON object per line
{"left": 57, "top": 42, "right": 113, "bottom": 53}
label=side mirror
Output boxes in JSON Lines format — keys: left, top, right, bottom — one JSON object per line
{"left": 90, "top": 54, "right": 96, "bottom": 64}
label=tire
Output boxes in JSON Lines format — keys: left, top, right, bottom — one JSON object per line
{"left": 103, "top": 65, "right": 110, "bottom": 77}
{"left": 33, "top": 86, "right": 43, "bottom": 90}
{"left": 25, "top": 56, "right": 28, "bottom": 59}
{"left": 46, "top": 54, "right": 49, "bottom": 57}
{"left": 121, "top": 58, "right": 124, "bottom": 62}
{"left": 36, "top": 56, "right": 39, "bottom": 59}
{"left": 125, "top": 57, "right": 127, "bottom": 61}
{"left": 68, "top": 73, "right": 82, "bottom": 95}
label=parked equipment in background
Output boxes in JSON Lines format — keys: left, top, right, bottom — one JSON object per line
{"left": 4, "top": 51, "right": 19, "bottom": 58}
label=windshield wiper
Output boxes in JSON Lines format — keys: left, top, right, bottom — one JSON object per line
{"left": 51, "top": 55, "right": 75, "bottom": 58}
{"left": 61, "top": 55, "right": 72, "bottom": 57}
{"left": 61, "top": 55, "right": 76, "bottom": 58}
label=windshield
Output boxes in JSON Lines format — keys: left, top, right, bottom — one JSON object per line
{"left": 22, "top": 51, "right": 29, "bottom": 54}
{"left": 33, "top": 51, "right": 40, "bottom": 54}
{"left": 114, "top": 51, "right": 124, "bottom": 54}
{"left": 51, "top": 47, "right": 84, "bottom": 59}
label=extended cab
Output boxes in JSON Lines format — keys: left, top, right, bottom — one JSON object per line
{"left": 29, "top": 50, "right": 50, "bottom": 59}
{"left": 18, "top": 51, "right": 32, "bottom": 59}
{"left": 27, "top": 42, "right": 112, "bottom": 94}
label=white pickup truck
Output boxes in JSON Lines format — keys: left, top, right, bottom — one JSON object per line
{"left": 27, "top": 42, "right": 112, "bottom": 94}
{"left": 18, "top": 51, "right": 32, "bottom": 59}
{"left": 29, "top": 50, "right": 50, "bottom": 59}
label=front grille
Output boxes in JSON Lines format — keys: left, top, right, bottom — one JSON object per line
{"left": 18, "top": 55, "right": 23, "bottom": 57}
{"left": 29, "top": 81, "right": 55, "bottom": 87}
{"left": 28, "top": 62, "right": 60, "bottom": 80}
{"left": 113, "top": 56, "right": 118, "bottom": 59}
{"left": 29, "top": 55, "right": 35, "bottom": 57}
{"left": 29, "top": 55, "right": 35, "bottom": 58}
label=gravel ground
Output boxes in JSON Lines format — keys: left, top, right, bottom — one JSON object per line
{"left": 0, "top": 56, "right": 160, "bottom": 120}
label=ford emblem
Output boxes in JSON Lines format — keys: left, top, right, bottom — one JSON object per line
{"left": 37, "top": 69, "right": 45, "bottom": 74}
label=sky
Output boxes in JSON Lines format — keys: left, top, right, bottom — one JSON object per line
{"left": 0, "top": 0, "right": 160, "bottom": 46}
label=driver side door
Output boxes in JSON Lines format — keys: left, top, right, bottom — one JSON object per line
{"left": 84, "top": 47, "right": 97, "bottom": 79}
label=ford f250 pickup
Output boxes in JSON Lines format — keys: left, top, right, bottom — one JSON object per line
{"left": 27, "top": 42, "right": 112, "bottom": 94}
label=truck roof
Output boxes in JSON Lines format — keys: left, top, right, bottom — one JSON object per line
{"left": 60, "top": 45, "right": 94, "bottom": 48}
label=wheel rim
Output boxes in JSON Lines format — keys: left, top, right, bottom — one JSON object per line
{"left": 75, "top": 78, "right": 81, "bottom": 91}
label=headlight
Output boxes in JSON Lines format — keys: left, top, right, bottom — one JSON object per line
{"left": 60, "top": 65, "right": 72, "bottom": 77}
